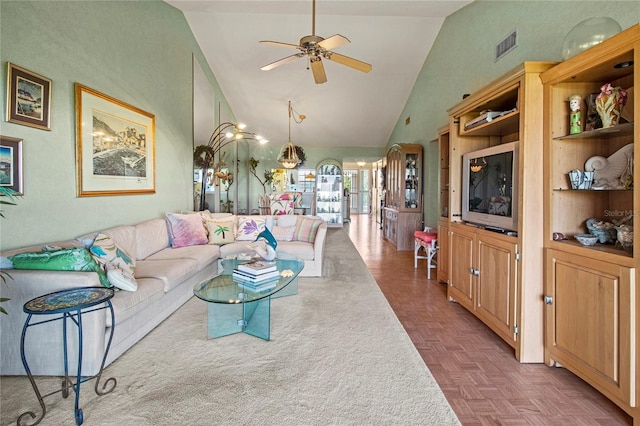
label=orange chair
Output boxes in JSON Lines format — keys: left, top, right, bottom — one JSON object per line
{"left": 414, "top": 227, "right": 438, "bottom": 279}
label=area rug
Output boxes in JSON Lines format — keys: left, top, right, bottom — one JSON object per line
{"left": 0, "top": 228, "right": 460, "bottom": 425}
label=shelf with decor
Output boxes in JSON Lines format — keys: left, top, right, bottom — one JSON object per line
{"left": 315, "top": 159, "right": 343, "bottom": 227}
{"left": 446, "top": 61, "right": 556, "bottom": 363}
{"left": 382, "top": 143, "right": 422, "bottom": 250}
{"left": 540, "top": 24, "right": 638, "bottom": 420}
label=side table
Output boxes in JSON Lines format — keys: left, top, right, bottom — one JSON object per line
{"left": 19, "top": 287, "right": 117, "bottom": 426}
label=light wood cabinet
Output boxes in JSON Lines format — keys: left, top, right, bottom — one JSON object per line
{"left": 437, "top": 219, "right": 449, "bottom": 284}
{"left": 383, "top": 143, "right": 423, "bottom": 250}
{"left": 445, "top": 62, "right": 555, "bottom": 362}
{"left": 540, "top": 25, "right": 639, "bottom": 420}
{"left": 437, "top": 126, "right": 450, "bottom": 284}
{"left": 545, "top": 249, "right": 635, "bottom": 410}
{"left": 449, "top": 223, "right": 518, "bottom": 347}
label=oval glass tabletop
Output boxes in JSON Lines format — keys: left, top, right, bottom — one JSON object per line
{"left": 193, "top": 256, "right": 303, "bottom": 304}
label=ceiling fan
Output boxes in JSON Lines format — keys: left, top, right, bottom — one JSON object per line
{"left": 259, "top": 0, "right": 372, "bottom": 84}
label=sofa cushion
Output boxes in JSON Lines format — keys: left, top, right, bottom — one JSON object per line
{"left": 135, "top": 218, "right": 170, "bottom": 260}
{"left": 236, "top": 216, "right": 267, "bottom": 241}
{"left": 205, "top": 219, "right": 235, "bottom": 245}
{"left": 145, "top": 245, "right": 219, "bottom": 270}
{"left": 277, "top": 215, "right": 298, "bottom": 227}
{"left": 277, "top": 241, "right": 315, "bottom": 260}
{"left": 166, "top": 212, "right": 208, "bottom": 248}
{"left": 134, "top": 258, "right": 199, "bottom": 292}
{"left": 294, "top": 216, "right": 323, "bottom": 243}
{"left": 107, "top": 277, "right": 165, "bottom": 326}
{"left": 9, "top": 248, "right": 111, "bottom": 288}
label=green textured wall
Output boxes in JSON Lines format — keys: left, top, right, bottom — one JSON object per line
{"left": 0, "top": 0, "right": 228, "bottom": 249}
{"left": 389, "top": 1, "right": 637, "bottom": 228}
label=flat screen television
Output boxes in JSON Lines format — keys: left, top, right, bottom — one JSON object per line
{"left": 461, "top": 141, "right": 519, "bottom": 233}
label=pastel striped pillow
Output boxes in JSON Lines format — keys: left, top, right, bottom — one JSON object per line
{"left": 293, "top": 217, "right": 322, "bottom": 243}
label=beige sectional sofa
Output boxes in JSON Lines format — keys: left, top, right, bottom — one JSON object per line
{"left": 0, "top": 213, "right": 326, "bottom": 377}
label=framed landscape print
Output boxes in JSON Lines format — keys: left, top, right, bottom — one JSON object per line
{"left": 0, "top": 136, "right": 23, "bottom": 194}
{"left": 6, "top": 63, "right": 52, "bottom": 130}
{"left": 75, "top": 84, "right": 155, "bottom": 197}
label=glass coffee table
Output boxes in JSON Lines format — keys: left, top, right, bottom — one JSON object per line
{"left": 193, "top": 256, "right": 303, "bottom": 341}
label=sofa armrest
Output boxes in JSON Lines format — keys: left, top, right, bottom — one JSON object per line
{"left": 313, "top": 222, "right": 327, "bottom": 262}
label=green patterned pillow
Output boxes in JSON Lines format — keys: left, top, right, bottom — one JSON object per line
{"left": 9, "top": 248, "right": 111, "bottom": 288}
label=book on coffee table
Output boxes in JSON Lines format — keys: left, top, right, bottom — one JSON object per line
{"left": 237, "top": 260, "right": 277, "bottom": 275}
{"left": 235, "top": 279, "right": 278, "bottom": 293}
{"left": 232, "top": 269, "right": 281, "bottom": 282}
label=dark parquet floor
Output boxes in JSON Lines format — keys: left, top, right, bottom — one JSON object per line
{"left": 345, "top": 213, "right": 632, "bottom": 425}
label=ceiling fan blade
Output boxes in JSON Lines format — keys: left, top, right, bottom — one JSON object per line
{"left": 261, "top": 54, "right": 304, "bottom": 71}
{"left": 318, "top": 34, "right": 350, "bottom": 51}
{"left": 325, "top": 52, "right": 372, "bottom": 73}
{"left": 310, "top": 57, "right": 327, "bottom": 84}
{"left": 259, "top": 40, "right": 300, "bottom": 49}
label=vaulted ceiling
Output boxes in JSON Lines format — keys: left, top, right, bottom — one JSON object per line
{"left": 166, "top": 1, "right": 472, "bottom": 148}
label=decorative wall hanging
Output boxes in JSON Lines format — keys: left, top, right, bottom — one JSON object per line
{"left": 75, "top": 84, "right": 155, "bottom": 196}
{"left": 6, "top": 63, "right": 52, "bottom": 130}
{"left": 0, "top": 135, "right": 23, "bottom": 194}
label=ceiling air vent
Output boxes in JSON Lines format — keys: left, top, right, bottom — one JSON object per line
{"left": 496, "top": 29, "right": 518, "bottom": 62}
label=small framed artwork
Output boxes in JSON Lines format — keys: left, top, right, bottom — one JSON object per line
{"left": 6, "top": 63, "right": 52, "bottom": 130}
{"left": 75, "top": 83, "right": 155, "bottom": 197}
{"left": 0, "top": 136, "right": 23, "bottom": 194}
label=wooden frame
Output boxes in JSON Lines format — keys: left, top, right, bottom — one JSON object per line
{"left": 0, "top": 136, "right": 23, "bottom": 194}
{"left": 6, "top": 63, "right": 52, "bottom": 130}
{"left": 75, "top": 84, "right": 155, "bottom": 197}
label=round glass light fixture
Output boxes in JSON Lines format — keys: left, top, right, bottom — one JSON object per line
{"left": 561, "top": 17, "right": 622, "bottom": 60}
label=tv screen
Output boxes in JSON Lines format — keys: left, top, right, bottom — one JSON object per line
{"left": 462, "top": 141, "right": 519, "bottom": 232}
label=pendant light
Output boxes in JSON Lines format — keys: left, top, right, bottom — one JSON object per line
{"left": 278, "top": 101, "right": 305, "bottom": 169}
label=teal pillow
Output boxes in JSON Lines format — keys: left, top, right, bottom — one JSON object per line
{"left": 9, "top": 248, "right": 111, "bottom": 288}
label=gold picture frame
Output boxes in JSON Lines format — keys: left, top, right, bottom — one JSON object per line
{"left": 6, "top": 63, "right": 52, "bottom": 130}
{"left": 75, "top": 84, "right": 155, "bottom": 197}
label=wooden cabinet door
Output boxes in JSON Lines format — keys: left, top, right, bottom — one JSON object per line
{"left": 475, "top": 234, "right": 518, "bottom": 344}
{"left": 448, "top": 224, "right": 474, "bottom": 310}
{"left": 437, "top": 222, "right": 449, "bottom": 284}
{"left": 545, "top": 249, "right": 635, "bottom": 407}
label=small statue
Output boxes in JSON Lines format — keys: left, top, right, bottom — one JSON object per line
{"left": 245, "top": 228, "right": 278, "bottom": 261}
{"left": 568, "top": 94, "right": 582, "bottom": 134}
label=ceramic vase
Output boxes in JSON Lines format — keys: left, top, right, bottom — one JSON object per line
{"left": 595, "top": 84, "right": 627, "bottom": 128}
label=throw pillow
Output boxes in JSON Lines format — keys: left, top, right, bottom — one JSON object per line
{"left": 9, "top": 248, "right": 111, "bottom": 288}
{"left": 271, "top": 226, "right": 295, "bottom": 242}
{"left": 205, "top": 220, "right": 235, "bottom": 245}
{"left": 165, "top": 212, "right": 208, "bottom": 248}
{"left": 90, "top": 233, "right": 136, "bottom": 273}
{"left": 294, "top": 217, "right": 322, "bottom": 243}
{"left": 236, "top": 216, "right": 266, "bottom": 241}
{"left": 106, "top": 263, "right": 137, "bottom": 292}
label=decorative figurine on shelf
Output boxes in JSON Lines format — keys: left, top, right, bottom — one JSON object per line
{"left": 595, "top": 83, "right": 628, "bottom": 128}
{"left": 585, "top": 143, "right": 634, "bottom": 189}
{"left": 568, "top": 94, "right": 582, "bottom": 134}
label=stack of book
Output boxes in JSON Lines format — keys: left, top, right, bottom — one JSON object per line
{"left": 232, "top": 260, "right": 280, "bottom": 291}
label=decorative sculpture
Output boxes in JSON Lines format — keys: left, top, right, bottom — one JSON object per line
{"left": 584, "top": 143, "right": 634, "bottom": 189}
{"left": 245, "top": 228, "right": 278, "bottom": 261}
{"left": 568, "top": 94, "right": 582, "bottom": 134}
